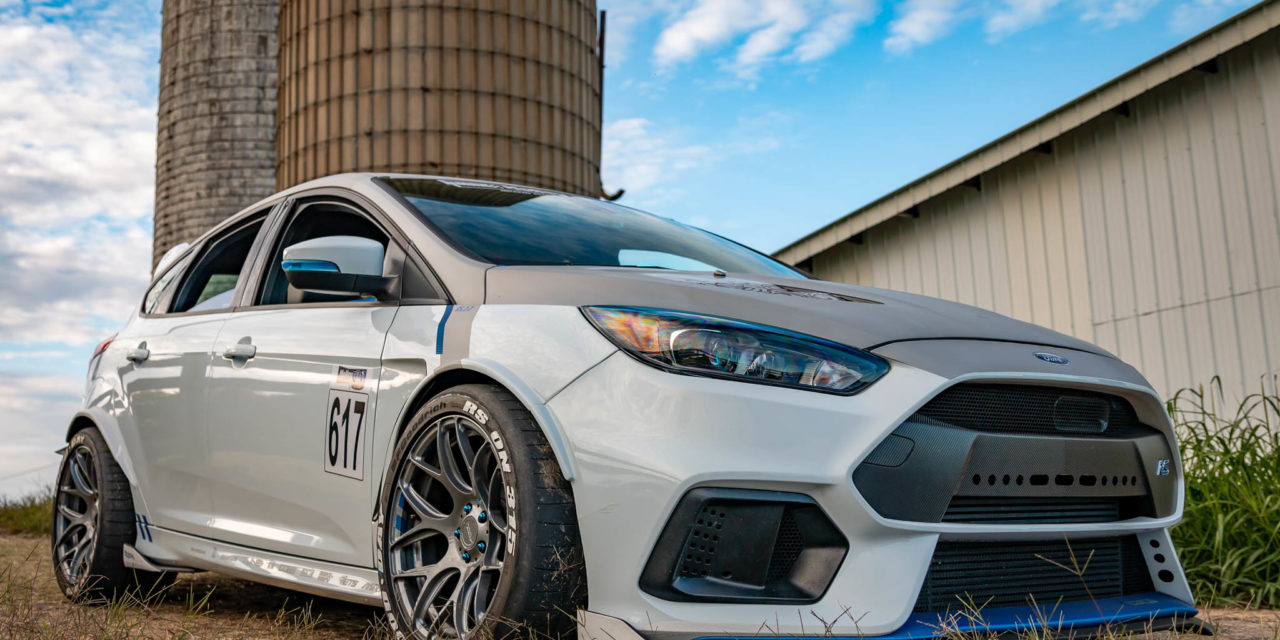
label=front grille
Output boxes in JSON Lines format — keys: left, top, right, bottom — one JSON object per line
{"left": 941, "top": 496, "right": 1150, "bottom": 524}
{"left": 915, "top": 384, "right": 1155, "bottom": 438}
{"left": 914, "top": 536, "right": 1154, "bottom": 613}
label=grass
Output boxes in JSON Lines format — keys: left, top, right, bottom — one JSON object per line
{"left": 0, "top": 490, "right": 51, "bottom": 538}
{"left": 1169, "top": 377, "right": 1280, "bottom": 609}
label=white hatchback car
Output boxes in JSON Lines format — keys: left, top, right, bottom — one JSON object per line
{"left": 55, "top": 174, "right": 1202, "bottom": 639}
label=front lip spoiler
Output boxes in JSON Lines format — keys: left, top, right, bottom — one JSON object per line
{"left": 689, "top": 592, "right": 1200, "bottom": 640}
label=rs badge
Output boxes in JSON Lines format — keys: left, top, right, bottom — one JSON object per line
{"left": 1156, "top": 459, "right": 1171, "bottom": 476}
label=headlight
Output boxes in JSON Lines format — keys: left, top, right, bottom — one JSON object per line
{"left": 582, "top": 306, "right": 890, "bottom": 394}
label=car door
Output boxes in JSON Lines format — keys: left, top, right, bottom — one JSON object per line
{"left": 115, "top": 211, "right": 270, "bottom": 538}
{"left": 204, "top": 197, "right": 405, "bottom": 565}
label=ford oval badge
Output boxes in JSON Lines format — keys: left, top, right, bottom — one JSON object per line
{"left": 1035, "top": 352, "right": 1069, "bottom": 365}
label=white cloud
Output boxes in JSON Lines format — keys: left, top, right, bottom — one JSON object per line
{"left": 602, "top": 118, "right": 712, "bottom": 197}
{"left": 0, "top": 9, "right": 158, "bottom": 229}
{"left": 0, "top": 1, "right": 158, "bottom": 346}
{"left": 791, "top": 0, "right": 878, "bottom": 62}
{"left": 0, "top": 222, "right": 151, "bottom": 345}
{"left": 602, "top": 109, "right": 794, "bottom": 209}
{"left": 884, "top": 0, "right": 962, "bottom": 53}
{"left": 653, "top": 0, "right": 876, "bottom": 80}
{"left": 0, "top": 372, "right": 81, "bottom": 499}
{"left": 986, "top": 0, "right": 1064, "bottom": 36}
{"left": 1080, "top": 0, "right": 1161, "bottom": 27}
{"left": 1168, "top": 0, "right": 1247, "bottom": 32}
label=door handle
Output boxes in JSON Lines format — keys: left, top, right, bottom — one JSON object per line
{"left": 221, "top": 343, "right": 257, "bottom": 360}
{"left": 125, "top": 347, "right": 149, "bottom": 363}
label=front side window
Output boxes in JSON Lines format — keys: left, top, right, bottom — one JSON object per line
{"left": 258, "top": 203, "right": 391, "bottom": 306}
{"left": 170, "top": 219, "right": 264, "bottom": 313}
{"left": 384, "top": 178, "right": 801, "bottom": 278}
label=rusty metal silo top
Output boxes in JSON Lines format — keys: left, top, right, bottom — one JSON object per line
{"left": 276, "top": 0, "right": 603, "bottom": 197}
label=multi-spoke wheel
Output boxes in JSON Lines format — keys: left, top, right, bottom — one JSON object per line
{"left": 51, "top": 427, "right": 172, "bottom": 601}
{"left": 378, "top": 384, "right": 585, "bottom": 640}
{"left": 53, "top": 442, "right": 100, "bottom": 586}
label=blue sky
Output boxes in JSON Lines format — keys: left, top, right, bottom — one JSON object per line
{"left": 0, "top": 0, "right": 1253, "bottom": 495}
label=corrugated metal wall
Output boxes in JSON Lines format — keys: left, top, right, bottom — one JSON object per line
{"left": 811, "top": 29, "right": 1280, "bottom": 400}
{"left": 276, "top": 0, "right": 603, "bottom": 196}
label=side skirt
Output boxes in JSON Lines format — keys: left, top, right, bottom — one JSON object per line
{"left": 132, "top": 525, "right": 383, "bottom": 606}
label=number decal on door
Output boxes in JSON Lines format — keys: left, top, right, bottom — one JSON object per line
{"left": 325, "top": 389, "right": 368, "bottom": 480}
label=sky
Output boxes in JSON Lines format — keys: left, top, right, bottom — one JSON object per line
{"left": 0, "top": 0, "right": 1254, "bottom": 497}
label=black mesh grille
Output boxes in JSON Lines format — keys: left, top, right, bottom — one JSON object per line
{"left": 915, "top": 384, "right": 1155, "bottom": 438}
{"left": 914, "top": 536, "right": 1154, "bottom": 613}
{"left": 941, "top": 496, "right": 1152, "bottom": 524}
{"left": 766, "top": 509, "right": 804, "bottom": 581}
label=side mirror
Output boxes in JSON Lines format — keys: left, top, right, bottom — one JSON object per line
{"left": 282, "top": 236, "right": 395, "bottom": 300}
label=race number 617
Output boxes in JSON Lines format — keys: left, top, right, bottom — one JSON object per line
{"left": 326, "top": 389, "right": 368, "bottom": 479}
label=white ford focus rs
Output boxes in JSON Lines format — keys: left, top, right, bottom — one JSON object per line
{"left": 55, "top": 174, "right": 1202, "bottom": 639}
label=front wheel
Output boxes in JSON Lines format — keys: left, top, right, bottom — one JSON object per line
{"left": 377, "top": 384, "right": 585, "bottom": 639}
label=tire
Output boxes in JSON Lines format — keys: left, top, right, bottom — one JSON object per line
{"left": 51, "top": 427, "right": 174, "bottom": 601}
{"left": 377, "top": 384, "right": 585, "bottom": 640}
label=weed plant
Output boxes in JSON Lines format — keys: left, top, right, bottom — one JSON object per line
{"left": 1169, "top": 377, "right": 1280, "bottom": 608}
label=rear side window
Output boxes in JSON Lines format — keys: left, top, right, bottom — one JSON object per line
{"left": 170, "top": 219, "right": 264, "bottom": 313}
{"left": 142, "top": 254, "right": 193, "bottom": 314}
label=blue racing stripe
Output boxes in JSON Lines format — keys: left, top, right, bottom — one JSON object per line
{"left": 435, "top": 305, "right": 454, "bottom": 355}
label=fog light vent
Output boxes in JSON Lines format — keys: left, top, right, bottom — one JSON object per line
{"left": 641, "top": 488, "right": 847, "bottom": 604}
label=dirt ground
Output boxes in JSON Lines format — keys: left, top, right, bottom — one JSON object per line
{"left": 1, "top": 534, "right": 1277, "bottom": 639}
{"left": 0, "top": 534, "right": 387, "bottom": 639}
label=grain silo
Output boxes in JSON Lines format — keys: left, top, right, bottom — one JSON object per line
{"left": 154, "top": 0, "right": 279, "bottom": 265}
{"left": 154, "top": 0, "right": 604, "bottom": 264}
{"left": 275, "top": 0, "right": 603, "bottom": 196}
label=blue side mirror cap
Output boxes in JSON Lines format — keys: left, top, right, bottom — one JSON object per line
{"left": 282, "top": 259, "right": 341, "bottom": 273}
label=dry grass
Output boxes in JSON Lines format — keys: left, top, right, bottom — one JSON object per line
{"left": 0, "top": 491, "right": 53, "bottom": 538}
{"left": 0, "top": 534, "right": 390, "bottom": 639}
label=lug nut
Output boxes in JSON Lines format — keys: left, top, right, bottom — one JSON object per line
{"left": 462, "top": 552, "right": 471, "bottom": 561}
{"left": 477, "top": 512, "right": 487, "bottom": 523}
{"left": 453, "top": 528, "right": 461, "bottom": 537}
{"left": 463, "top": 504, "right": 473, "bottom": 514}
{"left": 476, "top": 541, "right": 486, "bottom": 552}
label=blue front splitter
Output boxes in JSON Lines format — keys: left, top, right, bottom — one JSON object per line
{"left": 695, "top": 592, "right": 1197, "bottom": 640}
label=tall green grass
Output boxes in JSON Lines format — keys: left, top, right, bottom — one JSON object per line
{"left": 1169, "top": 377, "right": 1280, "bottom": 608}
{"left": 0, "top": 489, "right": 52, "bottom": 537}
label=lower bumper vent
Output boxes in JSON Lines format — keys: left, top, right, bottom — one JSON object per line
{"left": 914, "top": 536, "right": 1154, "bottom": 613}
{"left": 941, "top": 496, "right": 1150, "bottom": 524}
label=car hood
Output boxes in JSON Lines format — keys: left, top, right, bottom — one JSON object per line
{"left": 482, "top": 267, "right": 1112, "bottom": 358}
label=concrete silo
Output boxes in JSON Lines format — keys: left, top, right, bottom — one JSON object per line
{"left": 275, "top": 0, "right": 603, "bottom": 196}
{"left": 153, "top": 0, "right": 279, "bottom": 264}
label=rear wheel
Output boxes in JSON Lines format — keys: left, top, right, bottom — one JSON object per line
{"left": 378, "top": 384, "right": 585, "bottom": 639}
{"left": 52, "top": 427, "right": 173, "bottom": 601}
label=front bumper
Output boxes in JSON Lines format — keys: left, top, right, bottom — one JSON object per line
{"left": 547, "top": 347, "right": 1195, "bottom": 638}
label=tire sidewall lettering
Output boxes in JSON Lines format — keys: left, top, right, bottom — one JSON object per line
{"left": 377, "top": 391, "right": 519, "bottom": 639}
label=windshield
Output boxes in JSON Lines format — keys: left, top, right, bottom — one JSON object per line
{"left": 384, "top": 178, "right": 802, "bottom": 278}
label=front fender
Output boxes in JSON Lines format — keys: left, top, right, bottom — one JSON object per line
{"left": 373, "top": 305, "right": 617, "bottom": 507}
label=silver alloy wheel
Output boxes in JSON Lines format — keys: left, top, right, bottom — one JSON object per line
{"left": 389, "top": 414, "right": 510, "bottom": 638}
{"left": 54, "top": 443, "right": 99, "bottom": 586}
